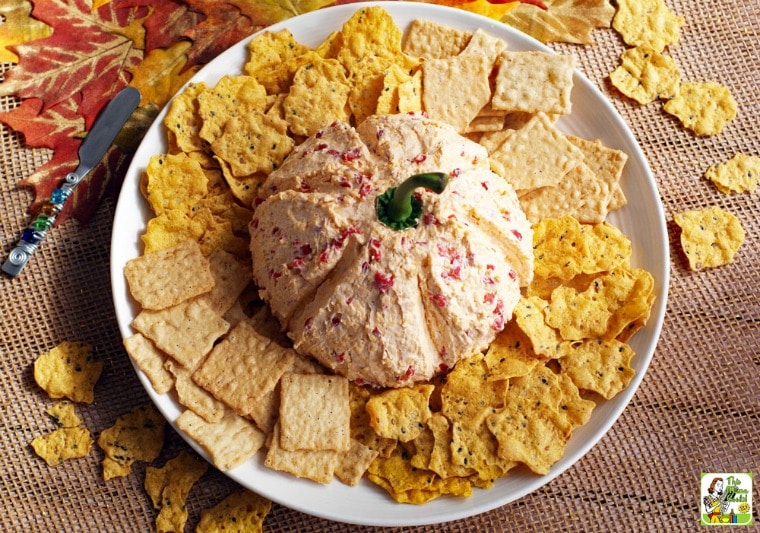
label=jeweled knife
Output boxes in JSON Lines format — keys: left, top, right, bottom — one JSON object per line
{"left": 3, "top": 86, "right": 141, "bottom": 277}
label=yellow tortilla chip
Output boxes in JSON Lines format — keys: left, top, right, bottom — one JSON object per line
{"left": 663, "top": 81, "right": 737, "bottom": 136}
{"left": 97, "top": 404, "right": 166, "bottom": 480}
{"left": 144, "top": 153, "right": 209, "bottom": 216}
{"left": 612, "top": 0, "right": 685, "bottom": 53}
{"left": 144, "top": 451, "right": 208, "bottom": 533}
{"left": 609, "top": 45, "right": 681, "bottom": 103}
{"left": 34, "top": 341, "right": 102, "bottom": 404}
{"left": 284, "top": 58, "right": 352, "bottom": 137}
{"left": 196, "top": 490, "right": 271, "bottom": 533}
{"left": 198, "top": 74, "right": 267, "bottom": 144}
{"left": 558, "top": 339, "right": 636, "bottom": 399}
{"left": 513, "top": 296, "right": 562, "bottom": 358}
{"left": 705, "top": 153, "right": 760, "bottom": 194}
{"left": 674, "top": 206, "right": 745, "bottom": 270}
{"left": 244, "top": 29, "right": 312, "bottom": 94}
{"left": 532, "top": 216, "right": 589, "bottom": 280}
{"left": 163, "top": 82, "right": 208, "bottom": 153}
{"left": 366, "top": 384, "right": 434, "bottom": 443}
{"left": 30, "top": 427, "right": 93, "bottom": 467}
{"left": 46, "top": 400, "right": 82, "bottom": 428}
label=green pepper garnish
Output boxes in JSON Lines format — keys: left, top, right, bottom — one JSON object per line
{"left": 376, "top": 172, "right": 450, "bottom": 230}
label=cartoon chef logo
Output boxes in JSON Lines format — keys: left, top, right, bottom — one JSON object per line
{"left": 701, "top": 473, "right": 754, "bottom": 526}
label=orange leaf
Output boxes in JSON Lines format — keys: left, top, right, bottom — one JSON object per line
{"left": 455, "top": 0, "right": 521, "bottom": 21}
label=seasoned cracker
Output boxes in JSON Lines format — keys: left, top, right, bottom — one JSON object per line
{"left": 492, "top": 51, "right": 575, "bottom": 115}
{"left": 278, "top": 372, "right": 350, "bottom": 452}
{"left": 612, "top": 0, "right": 685, "bottom": 53}
{"left": 143, "top": 152, "right": 209, "bottom": 217}
{"left": 609, "top": 45, "right": 681, "bottom": 104}
{"left": 513, "top": 296, "right": 562, "bottom": 358}
{"left": 196, "top": 490, "right": 271, "bottom": 533}
{"left": 31, "top": 427, "right": 93, "bottom": 467}
{"left": 46, "top": 400, "right": 82, "bottom": 428}
{"left": 558, "top": 338, "right": 636, "bottom": 399}
{"left": 123, "top": 334, "right": 175, "bottom": 395}
{"left": 198, "top": 74, "right": 267, "bottom": 144}
{"left": 144, "top": 451, "right": 208, "bottom": 533}
{"left": 98, "top": 404, "right": 166, "bottom": 480}
{"left": 164, "top": 82, "right": 208, "bottom": 153}
{"left": 34, "top": 341, "right": 102, "bottom": 404}
{"left": 285, "top": 58, "right": 352, "bottom": 137}
{"left": 244, "top": 29, "right": 312, "bottom": 94}
{"left": 124, "top": 239, "right": 214, "bottom": 310}
{"left": 131, "top": 299, "right": 230, "bottom": 370}
{"left": 210, "top": 111, "right": 294, "bottom": 177}
{"left": 192, "top": 320, "right": 294, "bottom": 417}
{"left": 674, "top": 206, "right": 745, "bottom": 270}
{"left": 366, "top": 384, "right": 433, "bottom": 443}
{"left": 705, "top": 153, "right": 759, "bottom": 194}
{"left": 176, "top": 408, "right": 266, "bottom": 471}
{"left": 663, "top": 81, "right": 737, "bottom": 136}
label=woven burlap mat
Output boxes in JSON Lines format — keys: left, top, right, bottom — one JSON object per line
{"left": 1, "top": 1, "right": 758, "bottom": 531}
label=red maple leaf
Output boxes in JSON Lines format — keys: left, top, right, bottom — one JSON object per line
{"left": 115, "top": 0, "right": 204, "bottom": 52}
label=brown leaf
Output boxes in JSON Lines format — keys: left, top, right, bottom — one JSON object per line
{"left": 503, "top": 0, "right": 615, "bottom": 45}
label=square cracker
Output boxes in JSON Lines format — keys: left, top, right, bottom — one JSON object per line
{"left": 192, "top": 320, "right": 295, "bottom": 417}
{"left": 264, "top": 422, "right": 339, "bottom": 484}
{"left": 402, "top": 19, "right": 472, "bottom": 59}
{"left": 131, "top": 299, "right": 230, "bottom": 370}
{"left": 194, "top": 249, "right": 251, "bottom": 316}
{"left": 165, "top": 359, "right": 225, "bottom": 423}
{"left": 176, "top": 408, "right": 265, "bottom": 471}
{"left": 421, "top": 53, "right": 492, "bottom": 133}
{"left": 489, "top": 112, "right": 584, "bottom": 190}
{"left": 335, "top": 438, "right": 379, "bottom": 486}
{"left": 123, "top": 333, "right": 175, "bottom": 394}
{"left": 492, "top": 51, "right": 575, "bottom": 115}
{"left": 278, "top": 373, "right": 350, "bottom": 452}
{"left": 124, "top": 239, "right": 214, "bottom": 311}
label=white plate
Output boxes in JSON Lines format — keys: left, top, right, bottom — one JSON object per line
{"left": 111, "top": 2, "right": 669, "bottom": 526}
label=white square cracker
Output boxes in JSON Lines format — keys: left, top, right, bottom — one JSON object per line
{"left": 492, "top": 51, "right": 575, "bottom": 115}
{"left": 123, "top": 333, "right": 174, "bottom": 394}
{"left": 192, "top": 320, "right": 294, "bottom": 417}
{"left": 131, "top": 299, "right": 230, "bottom": 370}
{"left": 124, "top": 239, "right": 214, "bottom": 311}
{"left": 402, "top": 19, "right": 472, "bottom": 59}
{"left": 489, "top": 112, "right": 584, "bottom": 190}
{"left": 264, "top": 422, "right": 339, "bottom": 484}
{"left": 278, "top": 373, "right": 350, "bottom": 452}
{"left": 176, "top": 408, "right": 265, "bottom": 471}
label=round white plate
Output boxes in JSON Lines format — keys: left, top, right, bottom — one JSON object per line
{"left": 111, "top": 2, "right": 669, "bottom": 526}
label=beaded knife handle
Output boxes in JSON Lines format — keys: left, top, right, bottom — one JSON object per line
{"left": 3, "top": 87, "right": 141, "bottom": 277}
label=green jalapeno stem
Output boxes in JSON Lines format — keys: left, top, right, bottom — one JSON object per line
{"left": 377, "top": 172, "right": 450, "bottom": 230}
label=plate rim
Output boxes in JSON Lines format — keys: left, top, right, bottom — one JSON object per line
{"left": 110, "top": 1, "right": 670, "bottom": 526}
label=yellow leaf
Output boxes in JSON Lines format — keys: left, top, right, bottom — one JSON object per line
{"left": 229, "top": 0, "right": 336, "bottom": 27}
{"left": 128, "top": 41, "right": 199, "bottom": 108}
{"left": 456, "top": 0, "right": 520, "bottom": 21}
{"left": 0, "top": 0, "right": 53, "bottom": 63}
{"left": 92, "top": 0, "right": 114, "bottom": 11}
{"left": 503, "top": 0, "right": 615, "bottom": 45}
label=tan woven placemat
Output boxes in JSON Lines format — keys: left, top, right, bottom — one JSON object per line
{"left": 1, "top": 1, "right": 758, "bottom": 531}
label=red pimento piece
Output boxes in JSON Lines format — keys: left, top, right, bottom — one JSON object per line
{"left": 429, "top": 292, "right": 448, "bottom": 307}
{"left": 374, "top": 271, "right": 394, "bottom": 293}
{"left": 508, "top": 269, "right": 517, "bottom": 281}
{"left": 251, "top": 218, "right": 259, "bottom": 229}
{"left": 341, "top": 147, "right": 362, "bottom": 162}
{"left": 304, "top": 317, "right": 313, "bottom": 332}
{"left": 331, "top": 314, "right": 342, "bottom": 327}
{"left": 289, "top": 258, "right": 305, "bottom": 270}
{"left": 492, "top": 299, "right": 505, "bottom": 331}
{"left": 450, "top": 168, "right": 462, "bottom": 178}
{"left": 438, "top": 363, "right": 449, "bottom": 372}
{"left": 512, "top": 229, "right": 523, "bottom": 241}
{"left": 372, "top": 327, "right": 382, "bottom": 337}
{"left": 481, "top": 181, "right": 489, "bottom": 190}
{"left": 484, "top": 292, "right": 495, "bottom": 304}
{"left": 423, "top": 212, "right": 440, "bottom": 226}
{"left": 336, "top": 352, "right": 346, "bottom": 364}
{"left": 359, "top": 183, "right": 372, "bottom": 198}
{"left": 338, "top": 177, "right": 351, "bottom": 188}
{"left": 411, "top": 153, "right": 427, "bottom": 164}
{"left": 369, "top": 238, "right": 382, "bottom": 262}
{"left": 327, "top": 149, "right": 340, "bottom": 157}
{"left": 397, "top": 365, "right": 415, "bottom": 381}
{"left": 299, "top": 182, "right": 312, "bottom": 192}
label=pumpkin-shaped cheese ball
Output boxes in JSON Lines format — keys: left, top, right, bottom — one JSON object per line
{"left": 251, "top": 113, "right": 533, "bottom": 387}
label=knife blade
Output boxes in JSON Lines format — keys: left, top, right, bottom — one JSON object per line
{"left": 3, "top": 86, "right": 141, "bottom": 277}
